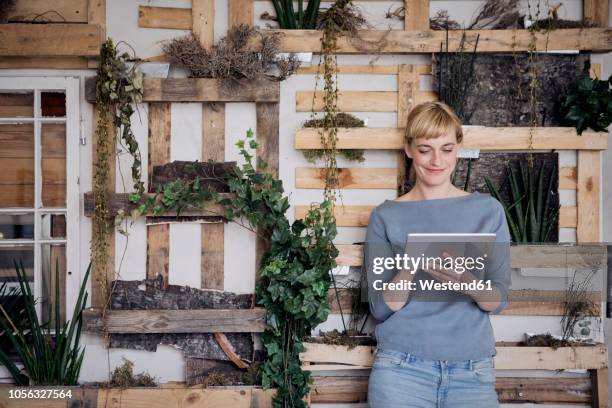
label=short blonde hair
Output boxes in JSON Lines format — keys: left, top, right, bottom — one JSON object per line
{"left": 404, "top": 102, "right": 463, "bottom": 146}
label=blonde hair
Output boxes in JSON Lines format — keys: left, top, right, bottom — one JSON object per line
{"left": 404, "top": 102, "right": 463, "bottom": 146}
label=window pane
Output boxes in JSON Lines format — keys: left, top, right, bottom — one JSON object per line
{"left": 41, "top": 214, "right": 66, "bottom": 240}
{"left": 0, "top": 246, "right": 33, "bottom": 282}
{"left": 0, "top": 124, "right": 34, "bottom": 207}
{"left": 41, "top": 92, "right": 66, "bottom": 117}
{"left": 0, "top": 214, "right": 34, "bottom": 239}
{"left": 41, "top": 244, "right": 65, "bottom": 326}
{"left": 42, "top": 123, "right": 66, "bottom": 207}
{"left": 0, "top": 92, "right": 33, "bottom": 118}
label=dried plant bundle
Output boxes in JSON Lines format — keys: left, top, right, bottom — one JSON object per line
{"left": 162, "top": 24, "right": 300, "bottom": 81}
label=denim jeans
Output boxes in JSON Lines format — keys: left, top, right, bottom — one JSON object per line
{"left": 368, "top": 348, "right": 499, "bottom": 408}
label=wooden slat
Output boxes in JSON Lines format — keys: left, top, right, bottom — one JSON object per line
{"left": 297, "top": 91, "right": 397, "bottom": 112}
{"left": 295, "top": 205, "right": 373, "bottom": 227}
{"left": 0, "top": 184, "right": 33, "bottom": 207}
{"left": 296, "top": 204, "right": 577, "bottom": 228}
{"left": 0, "top": 158, "right": 34, "bottom": 183}
{"left": 91, "top": 105, "right": 115, "bottom": 309}
{"left": 404, "top": 0, "right": 429, "bottom": 31}
{"left": 0, "top": 57, "right": 89, "bottom": 69}
{"left": 202, "top": 103, "right": 225, "bottom": 290}
{"left": 255, "top": 102, "right": 280, "bottom": 288}
{"left": 308, "top": 376, "right": 592, "bottom": 404}
{"left": 85, "top": 77, "right": 280, "bottom": 103}
{"left": 327, "top": 287, "right": 601, "bottom": 316}
{"left": 249, "top": 28, "right": 612, "bottom": 53}
{"left": 577, "top": 151, "right": 600, "bottom": 243}
{"left": 83, "top": 308, "right": 267, "bottom": 333}
{"left": 297, "top": 64, "right": 401, "bottom": 75}
{"left": 0, "top": 93, "right": 34, "bottom": 117}
{"left": 42, "top": 123, "right": 66, "bottom": 158}
{"left": 334, "top": 244, "right": 606, "bottom": 269}
{"left": 138, "top": 6, "right": 192, "bottom": 30}
{"left": 559, "top": 167, "right": 577, "bottom": 189}
{"left": 8, "top": 0, "right": 87, "bottom": 23}
{"left": 98, "top": 387, "right": 258, "bottom": 408}
{"left": 295, "top": 127, "right": 608, "bottom": 150}
{"left": 147, "top": 104, "right": 171, "bottom": 287}
{"left": 296, "top": 167, "right": 396, "bottom": 189}
{"left": 193, "top": 0, "right": 215, "bottom": 48}
{"left": 301, "top": 343, "right": 608, "bottom": 370}
{"left": 584, "top": 0, "right": 610, "bottom": 28}
{"left": 0, "top": 24, "right": 101, "bottom": 57}
{"left": 397, "top": 64, "right": 417, "bottom": 195}
{"left": 229, "top": 0, "right": 253, "bottom": 27}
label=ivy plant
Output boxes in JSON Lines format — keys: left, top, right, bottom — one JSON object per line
{"left": 126, "top": 129, "right": 338, "bottom": 407}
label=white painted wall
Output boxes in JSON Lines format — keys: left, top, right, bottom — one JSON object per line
{"left": 1, "top": 0, "right": 610, "bottom": 405}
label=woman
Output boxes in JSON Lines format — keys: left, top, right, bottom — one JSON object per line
{"left": 365, "top": 102, "right": 511, "bottom": 407}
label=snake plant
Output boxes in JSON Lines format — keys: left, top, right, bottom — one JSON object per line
{"left": 485, "top": 158, "right": 559, "bottom": 243}
{"left": 0, "top": 260, "right": 90, "bottom": 385}
{"left": 270, "top": 0, "right": 321, "bottom": 29}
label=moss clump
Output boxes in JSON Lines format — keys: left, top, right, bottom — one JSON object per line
{"left": 303, "top": 329, "right": 376, "bottom": 350}
{"left": 519, "top": 333, "right": 592, "bottom": 350}
{"left": 108, "top": 358, "right": 157, "bottom": 388}
{"left": 302, "top": 113, "right": 366, "bottom": 163}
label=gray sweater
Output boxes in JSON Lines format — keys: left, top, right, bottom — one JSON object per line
{"left": 364, "top": 191, "right": 512, "bottom": 360}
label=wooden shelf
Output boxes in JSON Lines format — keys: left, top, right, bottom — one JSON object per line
{"left": 0, "top": 24, "right": 102, "bottom": 57}
{"left": 83, "top": 307, "right": 267, "bottom": 333}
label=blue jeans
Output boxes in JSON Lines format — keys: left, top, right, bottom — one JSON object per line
{"left": 368, "top": 348, "right": 499, "bottom": 407}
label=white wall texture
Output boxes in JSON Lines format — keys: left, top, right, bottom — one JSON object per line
{"left": 0, "top": 1, "right": 611, "bottom": 406}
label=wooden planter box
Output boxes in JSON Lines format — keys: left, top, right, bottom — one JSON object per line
{"left": 0, "top": 384, "right": 277, "bottom": 408}
{"left": 300, "top": 341, "right": 609, "bottom": 405}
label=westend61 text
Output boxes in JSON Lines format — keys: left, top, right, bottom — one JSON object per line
{"left": 372, "top": 279, "right": 493, "bottom": 291}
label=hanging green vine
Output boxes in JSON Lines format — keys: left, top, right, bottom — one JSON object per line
{"left": 93, "top": 38, "right": 144, "bottom": 345}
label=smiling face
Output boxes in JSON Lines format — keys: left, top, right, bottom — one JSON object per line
{"left": 404, "top": 131, "right": 459, "bottom": 188}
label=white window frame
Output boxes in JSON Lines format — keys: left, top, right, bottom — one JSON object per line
{"left": 0, "top": 77, "right": 80, "bottom": 320}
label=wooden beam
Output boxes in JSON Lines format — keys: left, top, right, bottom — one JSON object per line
{"left": 404, "top": 0, "right": 429, "bottom": 31}
{"left": 584, "top": 0, "right": 610, "bottom": 28}
{"left": 0, "top": 57, "right": 89, "bottom": 69}
{"left": 8, "top": 0, "right": 87, "bottom": 23}
{"left": 249, "top": 28, "right": 612, "bottom": 53}
{"left": 138, "top": 6, "right": 192, "bottom": 30}
{"left": 147, "top": 104, "right": 171, "bottom": 288}
{"left": 87, "top": 0, "right": 106, "bottom": 44}
{"left": 193, "top": 0, "right": 215, "bottom": 48}
{"left": 297, "top": 64, "right": 402, "bottom": 75}
{"left": 296, "top": 204, "right": 577, "bottom": 228}
{"left": 85, "top": 77, "right": 280, "bottom": 103}
{"left": 0, "top": 24, "right": 101, "bottom": 57}
{"left": 83, "top": 308, "right": 267, "bottom": 333}
{"left": 202, "top": 103, "right": 225, "bottom": 291}
{"left": 301, "top": 343, "right": 608, "bottom": 370}
{"left": 296, "top": 90, "right": 437, "bottom": 112}
{"left": 295, "top": 127, "right": 608, "bottom": 150}
{"left": 333, "top": 244, "right": 607, "bottom": 269}
{"left": 577, "top": 151, "right": 601, "bottom": 243}
{"left": 396, "top": 64, "right": 418, "bottom": 195}
{"left": 229, "top": 0, "right": 253, "bottom": 27}
{"left": 296, "top": 167, "right": 397, "bottom": 189}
